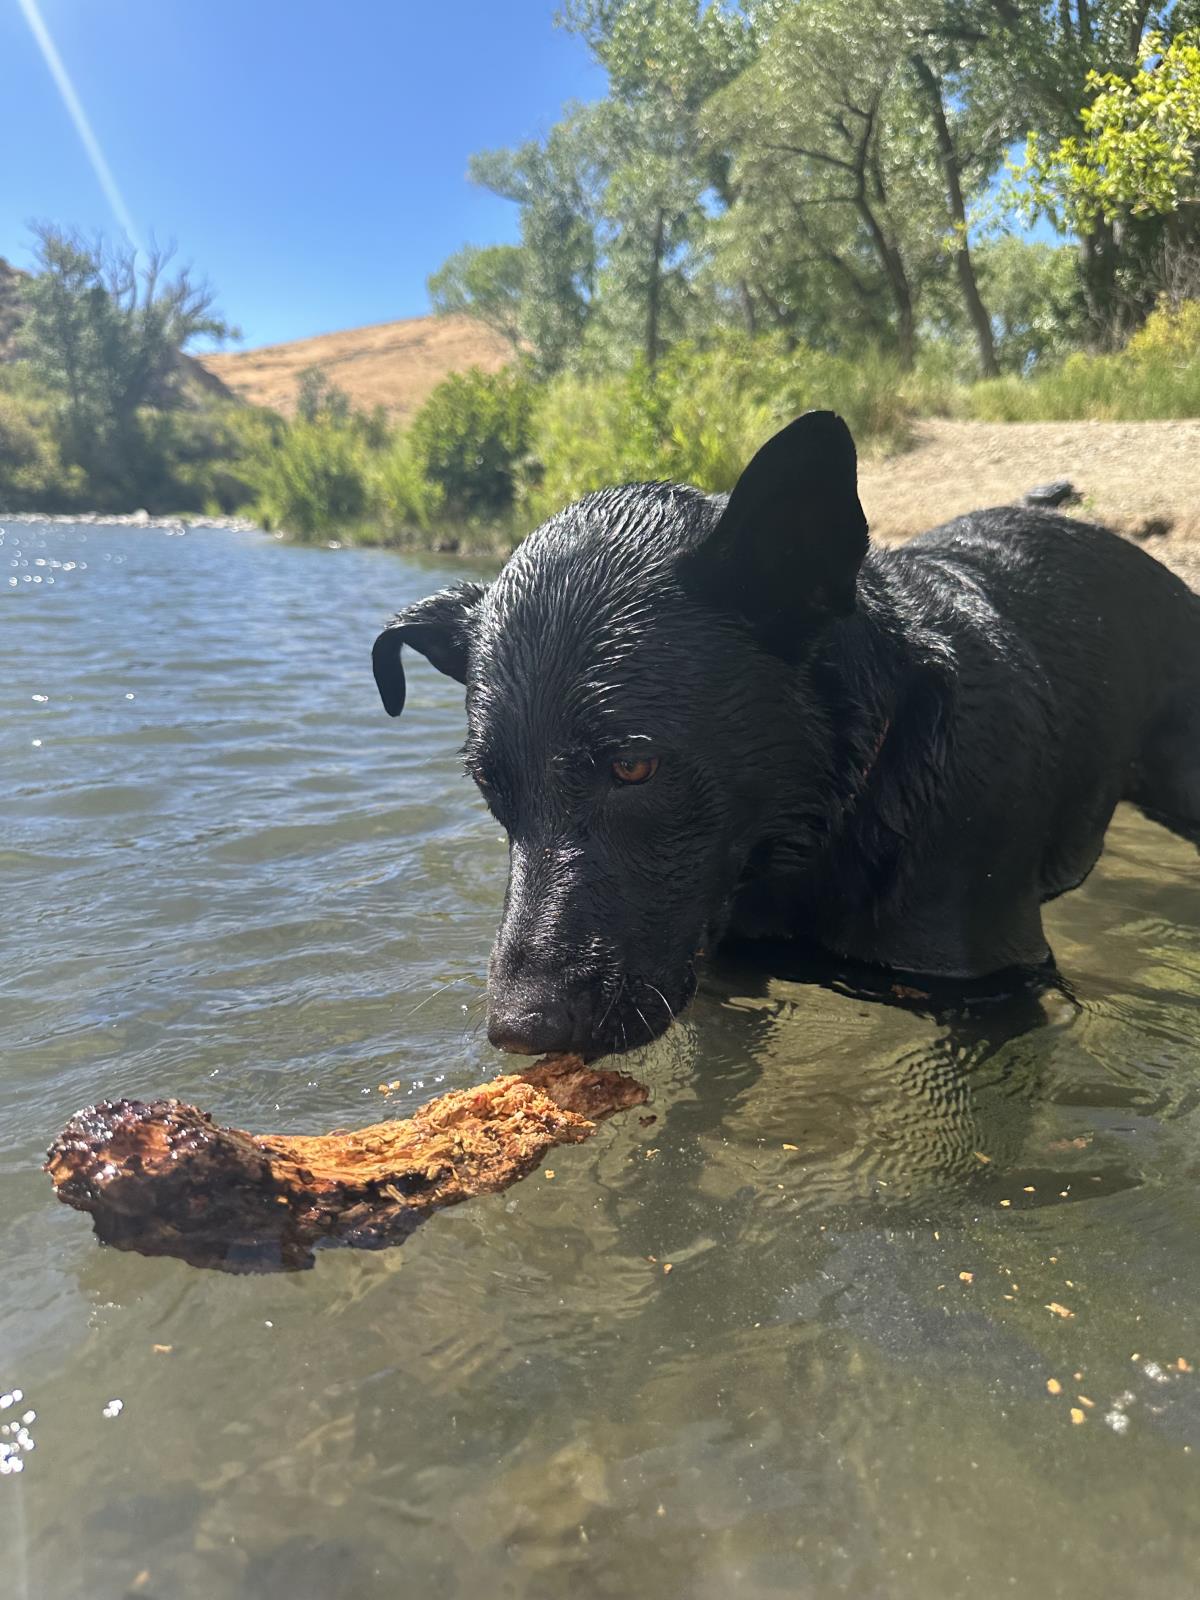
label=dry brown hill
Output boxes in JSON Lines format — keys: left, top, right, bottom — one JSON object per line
{"left": 198, "top": 312, "right": 512, "bottom": 422}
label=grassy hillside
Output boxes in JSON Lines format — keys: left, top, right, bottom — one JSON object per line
{"left": 199, "top": 313, "right": 512, "bottom": 422}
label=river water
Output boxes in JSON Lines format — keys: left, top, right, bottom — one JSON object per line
{"left": 2, "top": 520, "right": 1200, "bottom": 1599}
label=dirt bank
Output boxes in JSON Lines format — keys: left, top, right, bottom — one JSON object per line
{"left": 860, "top": 418, "right": 1200, "bottom": 576}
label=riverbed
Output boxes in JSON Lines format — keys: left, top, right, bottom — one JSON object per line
{"left": 3, "top": 520, "right": 1199, "bottom": 1599}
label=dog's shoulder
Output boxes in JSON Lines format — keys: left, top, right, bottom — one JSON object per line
{"left": 900, "top": 504, "right": 1190, "bottom": 600}
{"left": 904, "top": 504, "right": 1107, "bottom": 559}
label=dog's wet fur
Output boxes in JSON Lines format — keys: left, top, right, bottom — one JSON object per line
{"left": 373, "top": 412, "right": 1200, "bottom": 1056}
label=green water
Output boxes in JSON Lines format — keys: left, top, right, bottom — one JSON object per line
{"left": 2, "top": 521, "right": 1199, "bottom": 1599}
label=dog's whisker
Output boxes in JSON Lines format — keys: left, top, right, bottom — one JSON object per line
{"left": 402, "top": 977, "right": 467, "bottom": 1019}
{"left": 632, "top": 1001, "right": 656, "bottom": 1045}
{"left": 596, "top": 974, "right": 625, "bottom": 1035}
{"left": 643, "top": 981, "right": 675, "bottom": 1029}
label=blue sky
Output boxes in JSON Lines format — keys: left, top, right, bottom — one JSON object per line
{"left": 3, "top": 0, "right": 605, "bottom": 348}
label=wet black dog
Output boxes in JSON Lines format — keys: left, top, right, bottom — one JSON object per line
{"left": 372, "top": 412, "right": 1200, "bottom": 1056}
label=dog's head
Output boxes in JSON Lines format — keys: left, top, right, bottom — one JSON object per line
{"left": 372, "top": 412, "right": 869, "bottom": 1054}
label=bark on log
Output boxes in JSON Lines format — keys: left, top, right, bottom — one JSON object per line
{"left": 45, "top": 1056, "right": 648, "bottom": 1272}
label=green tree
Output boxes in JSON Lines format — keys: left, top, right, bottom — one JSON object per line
{"left": 706, "top": 1, "right": 1018, "bottom": 375}
{"left": 251, "top": 419, "right": 368, "bottom": 538}
{"left": 964, "top": 1, "right": 1200, "bottom": 338}
{"left": 469, "top": 109, "right": 605, "bottom": 374}
{"left": 1021, "top": 30, "right": 1200, "bottom": 308}
{"left": 558, "top": 0, "right": 754, "bottom": 365}
{"left": 21, "top": 223, "right": 234, "bottom": 496}
{"left": 427, "top": 243, "right": 526, "bottom": 353}
{"left": 973, "top": 235, "right": 1087, "bottom": 370}
{"left": 295, "top": 365, "right": 352, "bottom": 425}
{"left": 707, "top": 2, "right": 939, "bottom": 368}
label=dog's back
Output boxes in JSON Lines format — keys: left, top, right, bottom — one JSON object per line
{"left": 895, "top": 505, "right": 1200, "bottom": 858}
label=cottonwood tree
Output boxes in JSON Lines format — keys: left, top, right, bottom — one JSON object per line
{"left": 427, "top": 244, "right": 526, "bottom": 354}
{"left": 21, "top": 223, "right": 233, "bottom": 493}
{"left": 558, "top": 0, "right": 754, "bottom": 364}
{"left": 468, "top": 109, "right": 606, "bottom": 375}
{"left": 1021, "top": 28, "right": 1200, "bottom": 314}
{"left": 963, "top": 0, "right": 1200, "bottom": 339}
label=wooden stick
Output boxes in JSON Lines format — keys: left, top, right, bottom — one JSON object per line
{"left": 45, "top": 1056, "right": 647, "bottom": 1272}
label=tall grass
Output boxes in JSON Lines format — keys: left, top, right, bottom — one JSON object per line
{"left": 525, "top": 336, "right": 925, "bottom": 523}
{"left": 967, "top": 300, "right": 1200, "bottom": 422}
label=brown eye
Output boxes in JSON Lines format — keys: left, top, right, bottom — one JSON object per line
{"left": 612, "top": 754, "right": 659, "bottom": 785}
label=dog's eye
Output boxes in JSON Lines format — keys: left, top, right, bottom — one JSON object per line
{"left": 611, "top": 754, "right": 659, "bottom": 786}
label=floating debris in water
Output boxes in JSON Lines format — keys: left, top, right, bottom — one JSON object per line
{"left": 101, "top": 1399, "right": 124, "bottom": 1419}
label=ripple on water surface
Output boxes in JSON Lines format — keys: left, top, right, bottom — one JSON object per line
{"left": 2, "top": 521, "right": 1200, "bottom": 1600}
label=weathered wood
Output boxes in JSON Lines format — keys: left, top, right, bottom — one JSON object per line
{"left": 45, "top": 1056, "right": 647, "bottom": 1272}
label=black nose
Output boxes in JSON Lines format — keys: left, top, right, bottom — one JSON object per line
{"left": 487, "top": 993, "right": 577, "bottom": 1055}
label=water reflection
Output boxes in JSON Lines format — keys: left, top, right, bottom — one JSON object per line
{"left": 2, "top": 523, "right": 1199, "bottom": 1600}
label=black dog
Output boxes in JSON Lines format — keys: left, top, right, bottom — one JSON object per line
{"left": 372, "top": 412, "right": 1200, "bottom": 1056}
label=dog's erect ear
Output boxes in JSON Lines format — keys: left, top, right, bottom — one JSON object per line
{"left": 371, "top": 582, "right": 486, "bottom": 717}
{"left": 680, "top": 411, "right": 868, "bottom": 652}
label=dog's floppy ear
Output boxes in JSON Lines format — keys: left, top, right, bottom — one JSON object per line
{"left": 680, "top": 411, "right": 868, "bottom": 653}
{"left": 371, "top": 582, "right": 486, "bottom": 717}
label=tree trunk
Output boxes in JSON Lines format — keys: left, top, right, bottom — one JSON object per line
{"left": 855, "top": 193, "right": 916, "bottom": 368}
{"left": 911, "top": 53, "right": 999, "bottom": 378}
{"left": 1080, "top": 219, "right": 1121, "bottom": 348}
{"left": 646, "top": 206, "right": 666, "bottom": 370}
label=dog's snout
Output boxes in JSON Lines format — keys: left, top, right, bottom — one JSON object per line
{"left": 487, "top": 992, "right": 578, "bottom": 1056}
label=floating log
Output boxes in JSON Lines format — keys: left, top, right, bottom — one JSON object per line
{"left": 45, "top": 1056, "right": 647, "bottom": 1272}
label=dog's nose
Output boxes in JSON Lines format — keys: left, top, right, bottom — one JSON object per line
{"left": 487, "top": 997, "right": 576, "bottom": 1055}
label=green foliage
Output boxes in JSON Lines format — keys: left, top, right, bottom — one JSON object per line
{"left": 469, "top": 111, "right": 604, "bottom": 375}
{"left": 250, "top": 417, "right": 369, "bottom": 538}
{"left": 372, "top": 431, "right": 439, "bottom": 532}
{"left": 405, "top": 367, "right": 535, "bottom": 521}
{"left": 0, "top": 367, "right": 83, "bottom": 508}
{"left": 20, "top": 223, "right": 235, "bottom": 500}
{"left": 295, "top": 366, "right": 352, "bottom": 425}
{"left": 428, "top": 244, "right": 525, "bottom": 352}
{"left": 968, "top": 297, "right": 1200, "bottom": 420}
{"left": 1020, "top": 32, "right": 1200, "bottom": 232}
{"left": 525, "top": 336, "right": 918, "bottom": 522}
{"left": 973, "top": 237, "right": 1088, "bottom": 372}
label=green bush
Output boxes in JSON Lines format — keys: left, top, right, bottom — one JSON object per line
{"left": 372, "top": 431, "right": 440, "bottom": 532}
{"left": 967, "top": 296, "right": 1200, "bottom": 421}
{"left": 250, "top": 418, "right": 370, "bottom": 538}
{"left": 405, "top": 367, "right": 535, "bottom": 522}
{"left": 524, "top": 336, "right": 919, "bottom": 523}
{"left": 0, "top": 370, "right": 85, "bottom": 509}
